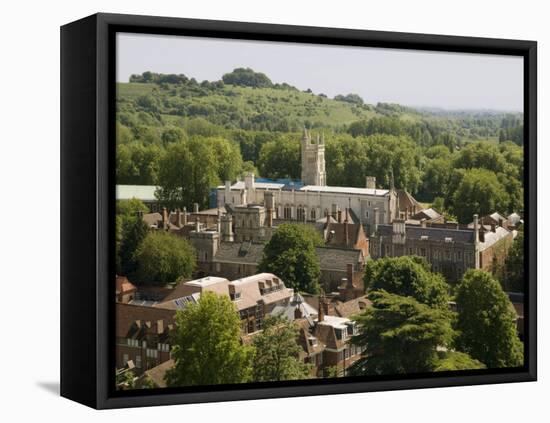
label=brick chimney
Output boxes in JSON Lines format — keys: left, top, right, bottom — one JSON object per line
{"left": 490, "top": 223, "right": 496, "bottom": 233}
{"left": 318, "top": 294, "right": 325, "bottom": 322}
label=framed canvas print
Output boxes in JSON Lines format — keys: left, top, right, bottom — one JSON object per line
{"left": 60, "top": 13, "right": 537, "bottom": 409}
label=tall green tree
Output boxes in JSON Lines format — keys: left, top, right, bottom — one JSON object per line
{"left": 364, "top": 256, "right": 450, "bottom": 310}
{"left": 348, "top": 290, "right": 455, "bottom": 375}
{"left": 451, "top": 168, "right": 509, "bottom": 223}
{"left": 454, "top": 269, "right": 523, "bottom": 368}
{"left": 118, "top": 212, "right": 149, "bottom": 277}
{"left": 165, "top": 292, "right": 254, "bottom": 387}
{"left": 133, "top": 231, "right": 196, "bottom": 285}
{"left": 252, "top": 314, "right": 311, "bottom": 382}
{"left": 156, "top": 139, "right": 219, "bottom": 210}
{"left": 258, "top": 223, "right": 322, "bottom": 294}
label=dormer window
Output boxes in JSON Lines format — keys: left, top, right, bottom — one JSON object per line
{"left": 230, "top": 292, "right": 241, "bottom": 301}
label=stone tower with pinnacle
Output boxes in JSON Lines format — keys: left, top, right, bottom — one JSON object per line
{"left": 300, "top": 128, "right": 326, "bottom": 186}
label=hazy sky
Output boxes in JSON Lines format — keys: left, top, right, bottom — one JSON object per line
{"left": 117, "top": 33, "right": 523, "bottom": 111}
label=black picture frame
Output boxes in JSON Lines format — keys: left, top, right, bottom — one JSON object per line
{"left": 60, "top": 12, "right": 537, "bottom": 409}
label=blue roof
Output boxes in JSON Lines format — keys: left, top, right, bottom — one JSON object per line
{"left": 255, "top": 177, "right": 304, "bottom": 191}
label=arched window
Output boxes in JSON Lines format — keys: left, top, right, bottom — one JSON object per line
{"left": 283, "top": 205, "right": 292, "bottom": 220}
{"left": 297, "top": 206, "right": 305, "bottom": 222}
{"left": 310, "top": 208, "right": 316, "bottom": 220}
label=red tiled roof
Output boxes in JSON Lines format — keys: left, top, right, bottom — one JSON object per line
{"left": 116, "top": 276, "right": 137, "bottom": 295}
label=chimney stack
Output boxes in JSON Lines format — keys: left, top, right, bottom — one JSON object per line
{"left": 420, "top": 218, "right": 427, "bottom": 228}
{"left": 318, "top": 294, "right": 325, "bottom": 322}
{"left": 193, "top": 203, "right": 199, "bottom": 214}
{"left": 176, "top": 208, "right": 181, "bottom": 227}
{"left": 183, "top": 207, "right": 188, "bottom": 226}
{"left": 337, "top": 209, "right": 342, "bottom": 223}
{"left": 366, "top": 176, "right": 376, "bottom": 189}
{"left": 490, "top": 223, "right": 496, "bottom": 233}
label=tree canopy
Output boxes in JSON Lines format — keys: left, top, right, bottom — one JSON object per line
{"left": 364, "top": 256, "right": 450, "bottom": 309}
{"left": 165, "top": 292, "right": 254, "bottom": 387}
{"left": 133, "top": 231, "right": 196, "bottom": 285}
{"left": 454, "top": 270, "right": 523, "bottom": 368}
{"left": 117, "top": 201, "right": 149, "bottom": 277}
{"left": 222, "top": 67, "right": 273, "bottom": 88}
{"left": 348, "top": 290, "right": 455, "bottom": 375}
{"left": 252, "top": 314, "right": 311, "bottom": 382}
{"left": 258, "top": 223, "right": 323, "bottom": 294}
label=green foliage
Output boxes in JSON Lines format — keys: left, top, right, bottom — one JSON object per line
{"left": 118, "top": 210, "right": 149, "bottom": 277}
{"left": 116, "top": 369, "right": 137, "bottom": 390}
{"left": 155, "top": 139, "right": 219, "bottom": 210}
{"left": 503, "top": 229, "right": 524, "bottom": 292}
{"left": 222, "top": 67, "right": 273, "bottom": 88}
{"left": 133, "top": 231, "right": 196, "bottom": 285}
{"left": 116, "top": 198, "right": 150, "bottom": 217}
{"left": 334, "top": 93, "right": 364, "bottom": 105}
{"left": 165, "top": 292, "right": 254, "bottom": 387}
{"left": 433, "top": 351, "right": 486, "bottom": 371}
{"left": 116, "top": 143, "right": 161, "bottom": 185}
{"left": 252, "top": 314, "right": 311, "bottom": 382}
{"left": 364, "top": 256, "right": 450, "bottom": 309}
{"left": 259, "top": 223, "right": 323, "bottom": 294}
{"left": 348, "top": 290, "right": 455, "bottom": 375}
{"left": 257, "top": 135, "right": 300, "bottom": 179}
{"left": 454, "top": 270, "right": 524, "bottom": 368}
{"left": 450, "top": 168, "right": 509, "bottom": 223}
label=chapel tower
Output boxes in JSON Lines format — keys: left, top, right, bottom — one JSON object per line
{"left": 300, "top": 128, "right": 326, "bottom": 186}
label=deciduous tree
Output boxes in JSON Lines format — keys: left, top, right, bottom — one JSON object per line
{"left": 133, "top": 231, "right": 196, "bottom": 285}
{"left": 252, "top": 314, "right": 311, "bottom": 382}
{"left": 258, "top": 223, "right": 322, "bottom": 294}
{"left": 454, "top": 270, "right": 523, "bottom": 368}
{"left": 165, "top": 292, "right": 254, "bottom": 387}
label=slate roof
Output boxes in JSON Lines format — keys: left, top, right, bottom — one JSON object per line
{"left": 301, "top": 185, "right": 389, "bottom": 196}
{"left": 116, "top": 303, "right": 175, "bottom": 338}
{"left": 315, "top": 247, "right": 363, "bottom": 271}
{"left": 213, "top": 241, "right": 265, "bottom": 264}
{"left": 376, "top": 224, "right": 476, "bottom": 243}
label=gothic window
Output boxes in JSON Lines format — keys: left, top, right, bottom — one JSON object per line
{"left": 297, "top": 206, "right": 305, "bottom": 221}
{"left": 284, "top": 205, "right": 292, "bottom": 220}
{"left": 310, "top": 208, "right": 316, "bottom": 220}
